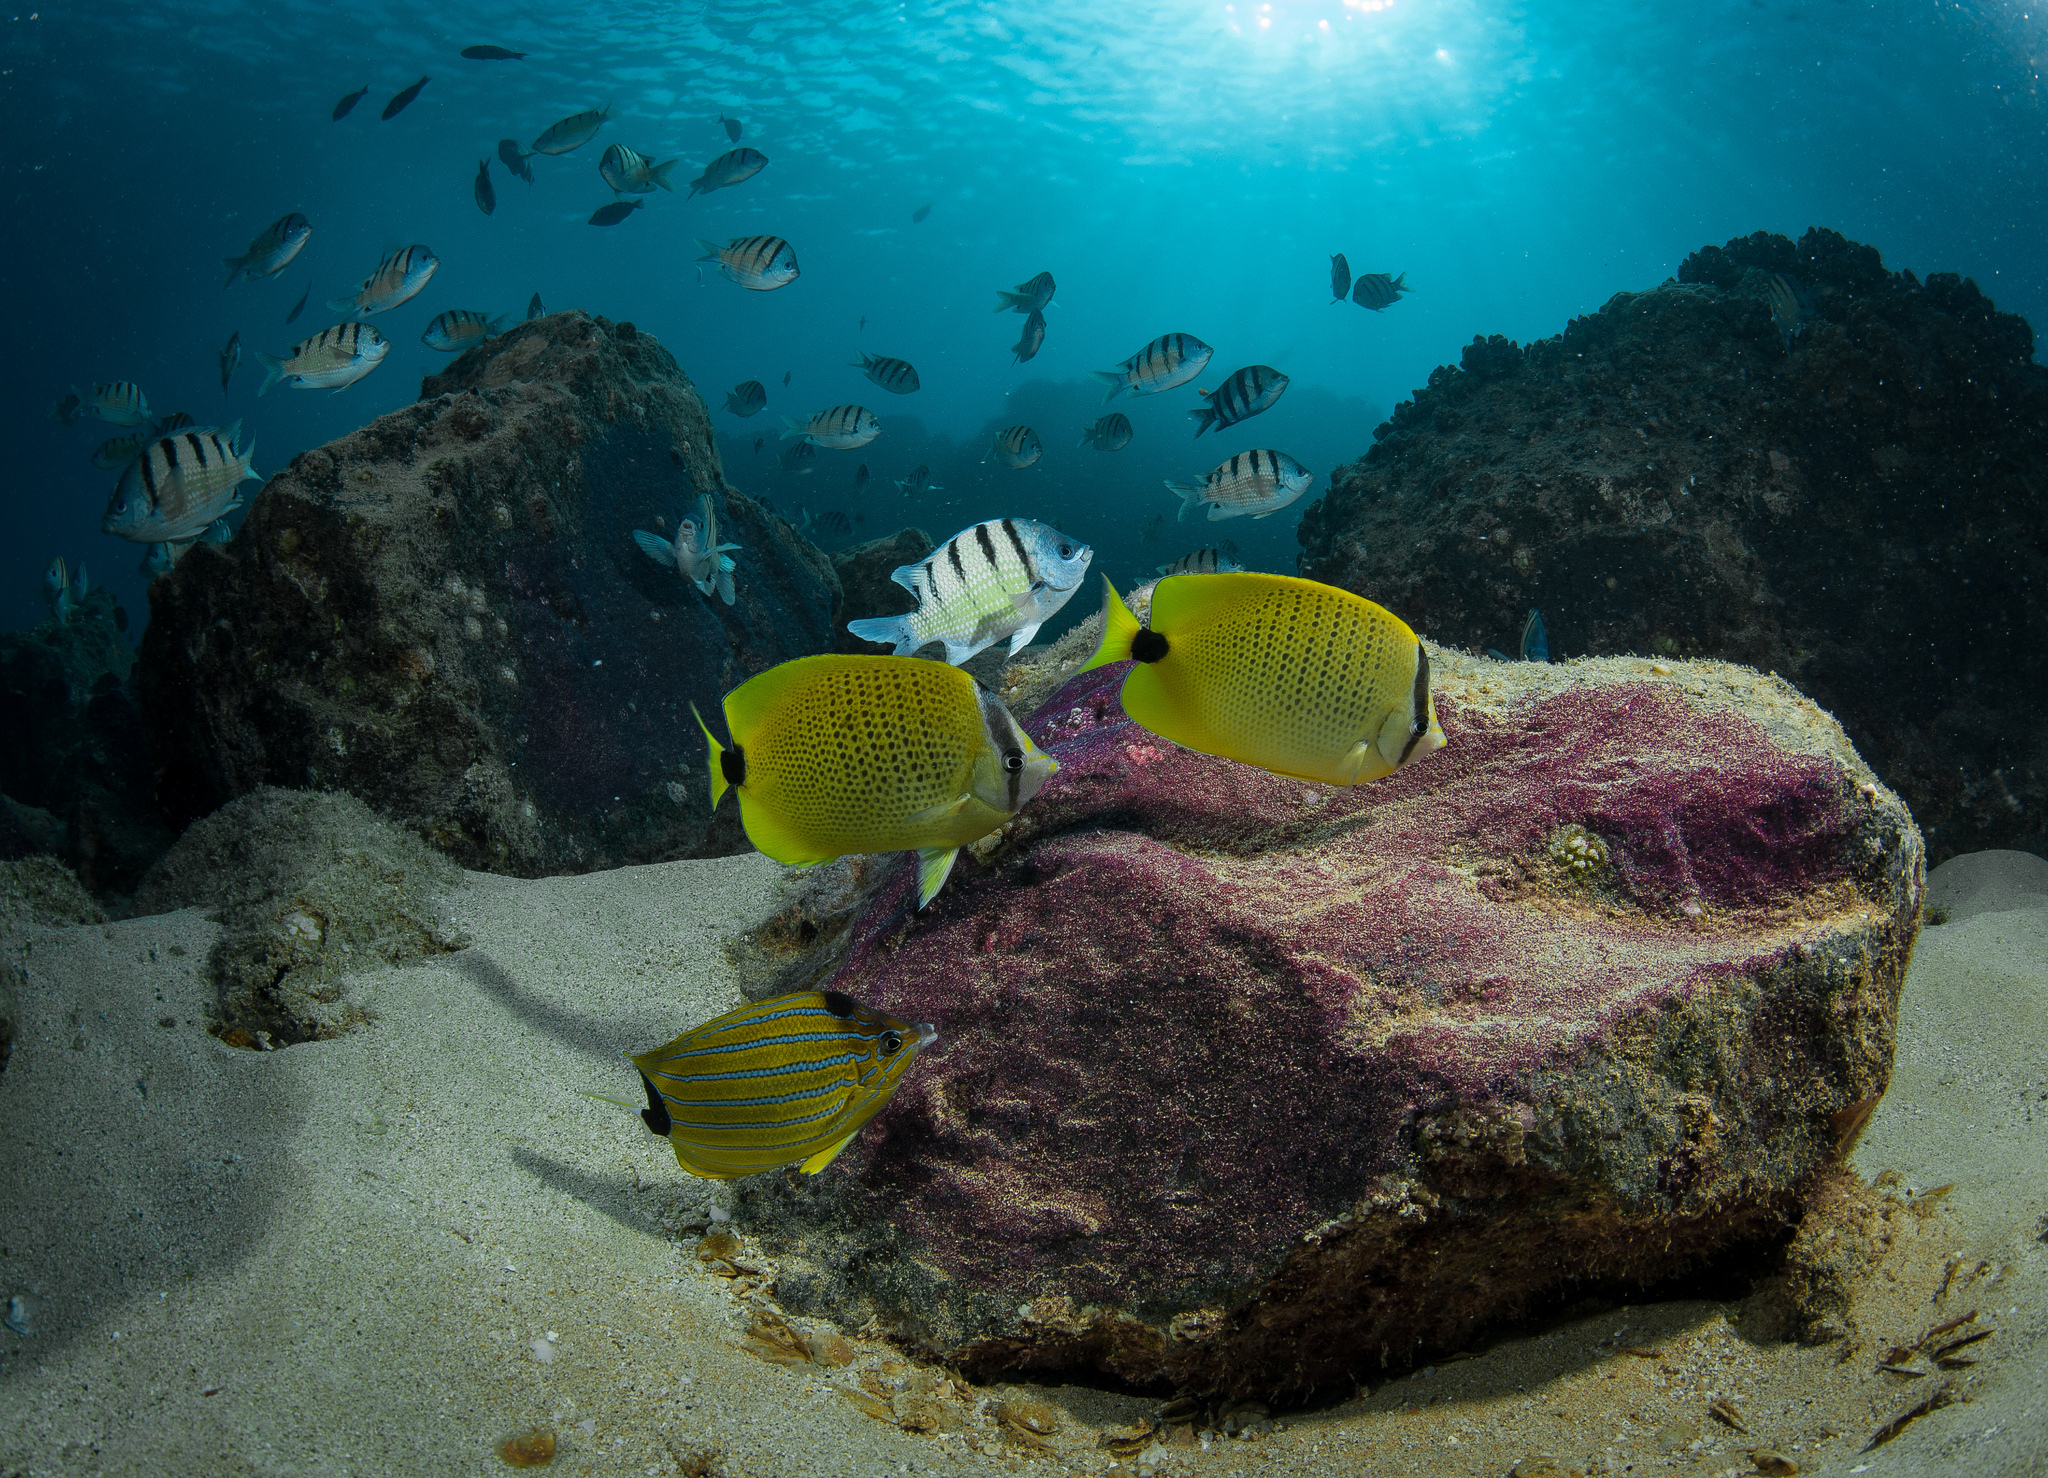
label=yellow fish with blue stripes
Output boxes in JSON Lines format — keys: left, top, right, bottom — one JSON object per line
{"left": 629, "top": 991, "right": 936, "bottom": 1179}
{"left": 695, "top": 653, "right": 1058, "bottom": 907}
{"left": 1082, "top": 571, "right": 1447, "bottom": 785}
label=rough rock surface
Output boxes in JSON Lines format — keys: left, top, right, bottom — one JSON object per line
{"left": 137, "top": 312, "right": 843, "bottom": 875}
{"left": 133, "top": 787, "right": 465, "bottom": 1047}
{"left": 745, "top": 645, "right": 1920, "bottom": 1401}
{"left": 0, "top": 592, "right": 171, "bottom": 896}
{"left": 1296, "top": 227, "right": 2048, "bottom": 865}
{"left": 833, "top": 527, "right": 933, "bottom": 656}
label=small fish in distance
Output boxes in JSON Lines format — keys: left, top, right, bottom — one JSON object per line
{"left": 1168, "top": 448, "right": 1313, "bottom": 522}
{"left": 993, "top": 271, "right": 1055, "bottom": 314}
{"left": 532, "top": 104, "right": 611, "bottom": 155}
{"left": 222, "top": 213, "right": 311, "bottom": 288}
{"left": 1189, "top": 364, "right": 1288, "bottom": 438}
{"left": 623, "top": 991, "right": 935, "bottom": 1179}
{"left": 420, "top": 309, "right": 508, "bottom": 353}
{"left": 332, "top": 85, "right": 369, "bottom": 121}
{"left": 1080, "top": 412, "right": 1133, "bottom": 451}
{"left": 1330, "top": 253, "right": 1351, "bottom": 303}
{"left": 589, "top": 199, "right": 644, "bottom": 226}
{"left": 49, "top": 391, "right": 83, "bottom": 424}
{"left": 1520, "top": 609, "right": 1549, "bottom": 662}
{"left": 526, "top": 293, "right": 545, "bottom": 321}
{"left": 328, "top": 245, "right": 438, "bottom": 317}
{"left": 782, "top": 405, "right": 879, "bottom": 450}
{"left": 599, "top": 143, "right": 679, "bottom": 194}
{"left": 1766, "top": 273, "right": 1808, "bottom": 349}
{"left": 140, "top": 542, "right": 182, "bottom": 578}
{"left": 911, "top": 202, "right": 931, "bottom": 223}
{"left": 79, "top": 381, "right": 151, "bottom": 426}
{"left": 632, "top": 493, "right": 741, "bottom": 604}
{"left": 1082, "top": 571, "right": 1446, "bottom": 787}
{"left": 850, "top": 352, "right": 919, "bottom": 394}
{"left": 1011, "top": 310, "right": 1045, "bottom": 365}
{"left": 1155, "top": 547, "right": 1242, "bottom": 577}
{"left": 154, "top": 412, "right": 195, "bottom": 433}
{"left": 688, "top": 147, "right": 769, "bottom": 197}
{"left": 696, "top": 235, "right": 798, "bottom": 291}
{"left": 752, "top": 437, "right": 765, "bottom": 455}
{"left": 984, "top": 426, "right": 1042, "bottom": 469}
{"left": 90, "top": 431, "right": 149, "bottom": 470}
{"left": 693, "top": 654, "right": 1058, "bottom": 907}
{"left": 894, "top": 464, "right": 942, "bottom": 498}
{"left": 853, "top": 464, "right": 870, "bottom": 495}
{"left": 497, "top": 138, "right": 536, "bottom": 183}
{"left": 782, "top": 370, "right": 791, "bottom": 387}
{"left": 1093, "top": 333, "right": 1212, "bottom": 402}
{"left": 778, "top": 440, "right": 816, "bottom": 473}
{"left": 44, "top": 557, "right": 76, "bottom": 623}
{"left": 807, "top": 509, "right": 852, "bottom": 536}
{"left": 1351, "top": 271, "right": 1410, "bottom": 310}
{"left": 461, "top": 45, "right": 527, "bottom": 60}
{"left": 725, "top": 381, "right": 767, "bottom": 417}
{"left": 718, "top": 114, "right": 742, "bottom": 142}
{"left": 474, "top": 157, "right": 495, "bottom": 215}
{"left": 257, "top": 323, "right": 389, "bottom": 394}
{"left": 102, "top": 423, "right": 260, "bottom": 544}
{"left": 285, "top": 282, "right": 310, "bottom": 324}
{"left": 382, "top": 76, "right": 429, "bottom": 120}
{"left": 847, "top": 517, "right": 1092, "bottom": 666}
{"left": 218, "top": 331, "right": 240, "bottom": 393}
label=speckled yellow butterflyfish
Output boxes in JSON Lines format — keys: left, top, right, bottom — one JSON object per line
{"left": 693, "top": 653, "right": 1057, "bottom": 908}
{"left": 1080, "top": 571, "right": 1447, "bottom": 785}
{"left": 628, "top": 991, "right": 936, "bottom": 1179}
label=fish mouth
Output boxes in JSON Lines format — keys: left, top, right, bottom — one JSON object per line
{"left": 912, "top": 1022, "right": 938, "bottom": 1049}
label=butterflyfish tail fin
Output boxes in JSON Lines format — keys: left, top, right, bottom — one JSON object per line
{"left": 1078, "top": 576, "right": 1141, "bottom": 673}
{"left": 914, "top": 846, "right": 959, "bottom": 909}
{"left": 693, "top": 703, "right": 732, "bottom": 810}
{"left": 799, "top": 1130, "right": 860, "bottom": 1174}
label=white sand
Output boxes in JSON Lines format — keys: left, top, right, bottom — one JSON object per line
{"left": 2, "top": 846, "right": 2043, "bottom": 1476}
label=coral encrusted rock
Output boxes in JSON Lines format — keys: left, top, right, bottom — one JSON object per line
{"left": 745, "top": 645, "right": 1921, "bottom": 1402}
{"left": 137, "top": 311, "right": 844, "bottom": 874}
{"left": 1296, "top": 227, "right": 2048, "bottom": 865}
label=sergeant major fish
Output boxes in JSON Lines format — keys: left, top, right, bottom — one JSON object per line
{"left": 696, "top": 235, "right": 798, "bottom": 291}
{"left": 532, "top": 104, "right": 611, "bottom": 155}
{"left": 1011, "top": 310, "right": 1046, "bottom": 365}
{"left": 90, "top": 431, "right": 151, "bottom": 470}
{"left": 1155, "top": 547, "right": 1242, "bottom": 577}
{"left": 850, "top": 352, "right": 919, "bottom": 395}
{"left": 846, "top": 517, "right": 1092, "bottom": 666}
{"left": 688, "top": 147, "right": 769, "bottom": 197}
{"left": 421, "top": 310, "right": 508, "bottom": 352}
{"left": 1330, "top": 253, "right": 1351, "bottom": 303}
{"left": 632, "top": 493, "right": 741, "bottom": 604}
{"left": 1189, "top": 364, "right": 1288, "bottom": 438}
{"left": 1092, "top": 333, "right": 1212, "bottom": 402}
{"left": 599, "top": 143, "right": 679, "bottom": 193}
{"left": 993, "top": 271, "right": 1055, "bottom": 314}
{"left": 894, "top": 464, "right": 942, "bottom": 498}
{"left": 222, "top": 213, "right": 311, "bottom": 288}
{"left": 1169, "top": 449, "right": 1313, "bottom": 522}
{"left": 1080, "top": 412, "right": 1133, "bottom": 451}
{"left": 328, "top": 245, "right": 438, "bottom": 317}
{"left": 693, "top": 653, "right": 1059, "bottom": 907}
{"left": 77, "top": 381, "right": 151, "bottom": 427}
{"left": 985, "top": 426, "right": 1042, "bottom": 469}
{"left": 725, "top": 380, "right": 767, "bottom": 417}
{"left": 782, "top": 405, "right": 879, "bottom": 450}
{"left": 257, "top": 322, "right": 389, "bottom": 393}
{"left": 1351, "top": 271, "right": 1411, "bottom": 311}
{"left": 101, "top": 423, "right": 260, "bottom": 544}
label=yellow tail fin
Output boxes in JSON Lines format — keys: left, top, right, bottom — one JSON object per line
{"left": 1078, "top": 575, "right": 1142, "bottom": 673}
{"left": 692, "top": 703, "right": 730, "bottom": 810}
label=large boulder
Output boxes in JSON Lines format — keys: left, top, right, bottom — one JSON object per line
{"left": 1295, "top": 227, "right": 2048, "bottom": 865}
{"left": 745, "top": 640, "right": 1921, "bottom": 1401}
{"left": 137, "top": 312, "right": 844, "bottom": 875}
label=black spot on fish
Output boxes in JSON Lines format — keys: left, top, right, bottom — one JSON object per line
{"left": 1132, "top": 628, "right": 1169, "bottom": 663}
{"left": 721, "top": 743, "right": 747, "bottom": 788}
{"left": 638, "top": 1073, "right": 672, "bottom": 1136}
{"left": 822, "top": 990, "right": 857, "bottom": 1018}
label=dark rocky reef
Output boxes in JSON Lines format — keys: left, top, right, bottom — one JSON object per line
{"left": 1296, "top": 228, "right": 2048, "bottom": 864}
{"left": 137, "top": 312, "right": 847, "bottom": 875}
{"left": 744, "top": 645, "right": 1920, "bottom": 1402}
{"left": 0, "top": 592, "right": 171, "bottom": 897}
{"left": 832, "top": 526, "right": 932, "bottom": 656}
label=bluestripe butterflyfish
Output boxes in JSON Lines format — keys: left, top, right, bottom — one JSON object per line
{"left": 628, "top": 991, "right": 936, "bottom": 1179}
{"left": 1081, "top": 571, "right": 1448, "bottom": 786}
{"left": 694, "top": 654, "right": 1057, "bottom": 908}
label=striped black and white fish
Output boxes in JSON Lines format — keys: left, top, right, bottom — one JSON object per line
{"left": 77, "top": 381, "right": 152, "bottom": 427}
{"left": 532, "top": 104, "right": 611, "bottom": 155}
{"left": 627, "top": 991, "right": 936, "bottom": 1180}
{"left": 984, "top": 425, "right": 1042, "bottom": 469}
{"left": 782, "top": 404, "right": 880, "bottom": 450}
{"left": 894, "top": 464, "right": 942, "bottom": 498}
{"left": 850, "top": 352, "right": 920, "bottom": 395}
{"left": 778, "top": 439, "right": 817, "bottom": 473}
{"left": 256, "top": 322, "right": 389, "bottom": 394}
{"left": 799, "top": 508, "right": 853, "bottom": 537}
{"left": 993, "top": 271, "right": 1055, "bottom": 314}
{"left": 1350, "top": 271, "right": 1411, "bottom": 311}
{"left": 688, "top": 147, "right": 769, "bottom": 197}
{"left": 420, "top": 310, "right": 508, "bottom": 353}
{"left": 846, "top": 517, "right": 1092, "bottom": 664}
{"left": 696, "top": 234, "right": 799, "bottom": 291}
{"left": 1091, "top": 332, "right": 1213, "bottom": 402}
{"left": 1011, "top": 310, "right": 1046, "bottom": 365}
{"left": 1079, "top": 413, "right": 1134, "bottom": 451}
{"left": 90, "top": 430, "right": 151, "bottom": 470}
{"left": 1189, "top": 364, "right": 1289, "bottom": 438}
{"left": 101, "top": 423, "right": 260, "bottom": 544}
{"left": 327, "top": 244, "right": 438, "bottom": 317}
{"left": 599, "top": 142, "right": 678, "bottom": 194}
{"left": 1154, "top": 546, "right": 1243, "bottom": 578}
{"left": 1167, "top": 449, "right": 1314, "bottom": 522}
{"left": 725, "top": 380, "right": 767, "bottom": 416}
{"left": 222, "top": 213, "right": 312, "bottom": 289}
{"left": 1330, "top": 253, "right": 1351, "bottom": 303}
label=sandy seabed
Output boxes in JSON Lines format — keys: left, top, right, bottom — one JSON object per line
{"left": 1, "top": 847, "right": 2043, "bottom": 1477}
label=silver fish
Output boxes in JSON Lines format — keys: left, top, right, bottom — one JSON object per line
{"left": 984, "top": 426, "right": 1042, "bottom": 470}
{"left": 222, "top": 213, "right": 311, "bottom": 288}
{"left": 599, "top": 143, "right": 678, "bottom": 194}
{"left": 1011, "top": 310, "right": 1046, "bottom": 365}
{"left": 687, "top": 147, "right": 768, "bottom": 197}
{"left": 725, "top": 381, "right": 767, "bottom": 416}
{"left": 1330, "top": 253, "right": 1351, "bottom": 303}
{"left": 846, "top": 517, "right": 1092, "bottom": 664}
{"left": 1167, "top": 448, "right": 1313, "bottom": 522}
{"left": 1351, "top": 271, "right": 1410, "bottom": 310}
{"left": 90, "top": 431, "right": 151, "bottom": 470}
{"left": 993, "top": 271, "right": 1055, "bottom": 314}
{"left": 1079, "top": 412, "right": 1133, "bottom": 451}
{"left": 532, "top": 104, "right": 611, "bottom": 155}
{"left": 218, "top": 332, "right": 241, "bottom": 393}
{"left": 474, "top": 158, "right": 496, "bottom": 215}
{"left": 894, "top": 464, "right": 942, "bottom": 498}
{"left": 850, "top": 352, "right": 919, "bottom": 395}
{"left": 696, "top": 234, "right": 798, "bottom": 291}
{"left": 527, "top": 293, "right": 545, "bottom": 320}
{"left": 778, "top": 440, "right": 816, "bottom": 473}
{"left": 1155, "top": 546, "right": 1242, "bottom": 577}
{"left": 1189, "top": 364, "right": 1289, "bottom": 438}
{"left": 782, "top": 405, "right": 880, "bottom": 450}
{"left": 327, "top": 244, "right": 438, "bottom": 317}
{"left": 1091, "top": 333, "right": 1212, "bottom": 402}
{"left": 78, "top": 381, "right": 151, "bottom": 427}
{"left": 154, "top": 412, "right": 195, "bottom": 433}
{"left": 257, "top": 322, "right": 389, "bottom": 394}
{"left": 102, "top": 423, "right": 260, "bottom": 543}
{"left": 498, "top": 138, "right": 536, "bottom": 183}
{"left": 421, "top": 309, "right": 508, "bottom": 352}
{"left": 632, "top": 494, "right": 741, "bottom": 604}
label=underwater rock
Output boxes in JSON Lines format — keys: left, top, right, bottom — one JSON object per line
{"left": 1296, "top": 226, "right": 2048, "bottom": 865}
{"left": 137, "top": 311, "right": 842, "bottom": 875}
{"left": 133, "top": 787, "right": 465, "bottom": 1047}
{"left": 0, "top": 856, "right": 105, "bottom": 1074}
{"left": 745, "top": 643, "right": 1921, "bottom": 1401}
{"left": 0, "top": 591, "right": 172, "bottom": 897}
{"left": 832, "top": 526, "right": 932, "bottom": 656}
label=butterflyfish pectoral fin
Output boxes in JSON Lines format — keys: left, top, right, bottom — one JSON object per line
{"left": 914, "top": 846, "right": 960, "bottom": 908}
{"left": 902, "top": 795, "right": 974, "bottom": 829}
{"left": 798, "top": 1130, "right": 860, "bottom": 1175}
{"left": 1079, "top": 576, "right": 1140, "bottom": 673}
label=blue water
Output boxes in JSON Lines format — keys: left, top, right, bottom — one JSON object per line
{"left": 5, "top": 0, "right": 2044, "bottom": 638}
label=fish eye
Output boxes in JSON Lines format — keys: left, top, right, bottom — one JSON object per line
{"left": 1057, "top": 544, "right": 1073, "bottom": 558}
{"left": 880, "top": 1030, "right": 903, "bottom": 1055}
{"left": 1003, "top": 747, "right": 1024, "bottom": 772}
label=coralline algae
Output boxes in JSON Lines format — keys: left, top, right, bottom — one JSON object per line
{"left": 747, "top": 646, "right": 1920, "bottom": 1401}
